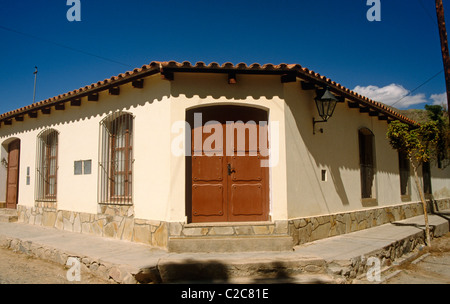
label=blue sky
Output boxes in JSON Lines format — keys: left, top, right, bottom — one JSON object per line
{"left": 0, "top": 0, "right": 448, "bottom": 114}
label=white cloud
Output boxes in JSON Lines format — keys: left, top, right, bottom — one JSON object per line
{"left": 353, "top": 83, "right": 428, "bottom": 109}
{"left": 430, "top": 93, "right": 447, "bottom": 106}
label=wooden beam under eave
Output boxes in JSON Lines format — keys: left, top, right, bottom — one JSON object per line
{"left": 41, "top": 108, "right": 51, "bottom": 115}
{"left": 29, "top": 111, "right": 38, "bottom": 118}
{"left": 88, "top": 93, "right": 99, "bottom": 101}
{"left": 132, "top": 79, "right": 144, "bottom": 89}
{"left": 301, "top": 81, "right": 316, "bottom": 90}
{"left": 378, "top": 115, "right": 388, "bottom": 121}
{"left": 228, "top": 73, "right": 237, "bottom": 84}
{"left": 161, "top": 71, "right": 174, "bottom": 81}
{"left": 70, "top": 99, "right": 81, "bottom": 106}
{"left": 55, "top": 103, "right": 65, "bottom": 110}
{"left": 369, "top": 110, "right": 379, "bottom": 117}
{"left": 109, "top": 87, "right": 120, "bottom": 95}
{"left": 15, "top": 116, "right": 24, "bottom": 122}
{"left": 4, "top": 120, "right": 12, "bottom": 125}
{"left": 359, "top": 106, "right": 370, "bottom": 113}
{"left": 348, "top": 101, "right": 359, "bottom": 108}
{"left": 281, "top": 74, "right": 296, "bottom": 83}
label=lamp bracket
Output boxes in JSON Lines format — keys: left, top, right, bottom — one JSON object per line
{"left": 313, "top": 117, "right": 327, "bottom": 134}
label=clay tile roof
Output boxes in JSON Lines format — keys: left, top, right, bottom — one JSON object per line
{"left": 0, "top": 60, "right": 416, "bottom": 125}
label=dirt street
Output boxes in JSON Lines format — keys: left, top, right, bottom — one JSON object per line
{"left": 0, "top": 247, "right": 111, "bottom": 284}
{"left": 384, "top": 232, "right": 450, "bottom": 284}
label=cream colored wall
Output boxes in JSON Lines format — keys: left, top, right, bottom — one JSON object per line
{"left": 283, "top": 81, "right": 431, "bottom": 219}
{"left": 428, "top": 162, "right": 450, "bottom": 199}
{"left": 0, "top": 74, "right": 171, "bottom": 218}
{"left": 168, "top": 73, "right": 288, "bottom": 221}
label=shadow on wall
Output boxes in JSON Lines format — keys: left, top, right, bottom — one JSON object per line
{"left": 283, "top": 83, "right": 403, "bottom": 215}
{"left": 170, "top": 73, "right": 284, "bottom": 101}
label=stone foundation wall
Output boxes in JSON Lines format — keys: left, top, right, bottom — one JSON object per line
{"left": 289, "top": 199, "right": 450, "bottom": 246}
{"left": 17, "top": 203, "right": 168, "bottom": 249}
{"left": 17, "top": 198, "right": 450, "bottom": 250}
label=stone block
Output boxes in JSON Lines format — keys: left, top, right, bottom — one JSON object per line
{"left": 55, "top": 211, "right": 64, "bottom": 230}
{"left": 153, "top": 223, "right": 168, "bottom": 248}
{"left": 253, "top": 225, "right": 270, "bottom": 235}
{"left": 210, "top": 226, "right": 234, "bottom": 235}
{"left": 104, "top": 222, "right": 117, "bottom": 238}
{"left": 183, "top": 227, "right": 208, "bottom": 236}
{"left": 91, "top": 221, "right": 103, "bottom": 236}
{"left": 235, "top": 226, "right": 253, "bottom": 235}
{"left": 121, "top": 217, "right": 134, "bottom": 241}
{"left": 73, "top": 214, "right": 82, "bottom": 233}
{"left": 81, "top": 222, "right": 92, "bottom": 234}
{"left": 42, "top": 211, "right": 56, "bottom": 227}
{"left": 29, "top": 214, "right": 35, "bottom": 225}
{"left": 134, "top": 224, "right": 151, "bottom": 244}
{"left": 80, "top": 213, "right": 91, "bottom": 223}
{"left": 274, "top": 221, "right": 288, "bottom": 234}
{"left": 34, "top": 214, "right": 42, "bottom": 226}
{"left": 63, "top": 217, "right": 73, "bottom": 231}
{"left": 311, "top": 222, "right": 331, "bottom": 240}
{"left": 62, "top": 210, "right": 71, "bottom": 220}
{"left": 169, "top": 222, "right": 182, "bottom": 236}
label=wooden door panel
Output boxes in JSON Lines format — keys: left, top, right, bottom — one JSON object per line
{"left": 192, "top": 184, "right": 225, "bottom": 219}
{"left": 6, "top": 185, "right": 17, "bottom": 203}
{"left": 230, "top": 184, "right": 263, "bottom": 216}
{"left": 192, "top": 156, "right": 223, "bottom": 182}
{"left": 231, "top": 155, "right": 262, "bottom": 181}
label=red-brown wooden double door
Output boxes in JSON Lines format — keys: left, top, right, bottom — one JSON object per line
{"left": 187, "top": 106, "right": 269, "bottom": 223}
{"left": 6, "top": 139, "right": 20, "bottom": 209}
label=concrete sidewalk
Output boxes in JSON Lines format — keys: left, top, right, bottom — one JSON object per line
{"left": 0, "top": 210, "right": 449, "bottom": 284}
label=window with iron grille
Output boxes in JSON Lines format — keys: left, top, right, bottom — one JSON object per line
{"left": 358, "top": 128, "right": 376, "bottom": 199}
{"left": 99, "top": 112, "right": 134, "bottom": 205}
{"left": 36, "top": 129, "right": 59, "bottom": 201}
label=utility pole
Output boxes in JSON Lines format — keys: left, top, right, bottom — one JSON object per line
{"left": 435, "top": 0, "right": 450, "bottom": 121}
{"left": 33, "top": 66, "right": 38, "bottom": 104}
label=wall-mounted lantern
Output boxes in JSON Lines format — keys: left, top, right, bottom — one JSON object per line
{"left": 313, "top": 87, "right": 338, "bottom": 134}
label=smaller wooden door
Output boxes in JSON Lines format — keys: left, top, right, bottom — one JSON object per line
{"left": 6, "top": 139, "right": 20, "bottom": 209}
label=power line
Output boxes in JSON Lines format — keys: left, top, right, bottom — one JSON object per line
{"left": 418, "top": 0, "right": 438, "bottom": 25}
{"left": 390, "top": 69, "right": 444, "bottom": 107}
{"left": 0, "top": 24, "right": 133, "bottom": 69}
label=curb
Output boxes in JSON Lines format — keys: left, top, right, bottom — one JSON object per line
{"left": 0, "top": 235, "right": 147, "bottom": 284}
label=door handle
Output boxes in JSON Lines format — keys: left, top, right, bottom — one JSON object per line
{"left": 227, "top": 163, "right": 235, "bottom": 175}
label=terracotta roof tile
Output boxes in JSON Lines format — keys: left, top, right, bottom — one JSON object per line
{"left": 0, "top": 60, "right": 416, "bottom": 125}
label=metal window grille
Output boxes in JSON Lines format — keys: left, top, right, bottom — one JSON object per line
{"left": 36, "top": 129, "right": 58, "bottom": 201}
{"left": 98, "top": 112, "right": 133, "bottom": 205}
